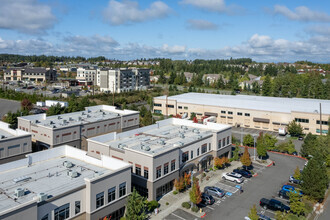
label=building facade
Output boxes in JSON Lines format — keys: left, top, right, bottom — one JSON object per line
{"left": 87, "top": 118, "right": 232, "bottom": 201}
{"left": 17, "top": 105, "right": 139, "bottom": 150}
{"left": 4, "top": 67, "right": 57, "bottom": 82}
{"left": 76, "top": 68, "right": 97, "bottom": 86}
{"left": 153, "top": 93, "right": 330, "bottom": 135}
{"left": 0, "top": 121, "right": 32, "bottom": 164}
{"left": 0, "top": 145, "right": 131, "bottom": 220}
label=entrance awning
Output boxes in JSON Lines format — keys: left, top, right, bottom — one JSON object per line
{"left": 198, "top": 154, "right": 213, "bottom": 163}
{"left": 253, "top": 117, "right": 270, "bottom": 123}
{"left": 180, "top": 162, "right": 196, "bottom": 171}
{"left": 205, "top": 112, "right": 218, "bottom": 117}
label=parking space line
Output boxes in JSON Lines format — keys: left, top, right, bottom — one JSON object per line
{"left": 206, "top": 206, "right": 215, "bottom": 210}
{"left": 274, "top": 197, "right": 289, "bottom": 202}
{"left": 216, "top": 182, "right": 239, "bottom": 193}
{"left": 170, "top": 213, "right": 186, "bottom": 220}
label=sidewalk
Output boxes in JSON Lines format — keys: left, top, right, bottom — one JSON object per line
{"left": 150, "top": 161, "right": 242, "bottom": 220}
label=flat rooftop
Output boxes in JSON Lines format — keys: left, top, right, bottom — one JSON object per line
{"left": 19, "top": 105, "right": 138, "bottom": 129}
{"left": 0, "top": 121, "right": 30, "bottom": 140}
{"left": 154, "top": 93, "right": 330, "bottom": 114}
{"left": 89, "top": 118, "right": 231, "bottom": 156}
{"left": 0, "top": 145, "right": 129, "bottom": 214}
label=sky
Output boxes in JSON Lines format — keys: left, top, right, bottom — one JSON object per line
{"left": 0, "top": 0, "right": 330, "bottom": 62}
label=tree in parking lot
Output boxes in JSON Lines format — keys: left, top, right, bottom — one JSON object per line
{"left": 274, "top": 211, "right": 288, "bottom": 220}
{"left": 243, "top": 134, "right": 254, "bottom": 147}
{"left": 256, "top": 132, "right": 267, "bottom": 159}
{"left": 293, "top": 166, "right": 301, "bottom": 180}
{"left": 264, "top": 133, "right": 277, "bottom": 150}
{"left": 301, "top": 153, "right": 328, "bottom": 201}
{"left": 287, "top": 120, "right": 303, "bottom": 137}
{"left": 289, "top": 190, "right": 306, "bottom": 216}
{"left": 248, "top": 204, "right": 259, "bottom": 220}
{"left": 240, "top": 146, "right": 252, "bottom": 167}
{"left": 189, "top": 179, "right": 202, "bottom": 207}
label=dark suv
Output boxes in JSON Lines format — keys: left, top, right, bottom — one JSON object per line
{"left": 233, "top": 168, "right": 252, "bottom": 178}
{"left": 201, "top": 193, "right": 215, "bottom": 205}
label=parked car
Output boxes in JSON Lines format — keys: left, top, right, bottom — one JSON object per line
{"left": 233, "top": 168, "right": 252, "bottom": 178}
{"left": 278, "top": 189, "right": 290, "bottom": 200}
{"left": 260, "top": 198, "right": 290, "bottom": 212}
{"left": 15, "top": 88, "right": 21, "bottom": 92}
{"left": 200, "top": 193, "right": 215, "bottom": 205}
{"left": 27, "top": 86, "right": 35, "bottom": 90}
{"left": 282, "top": 185, "right": 302, "bottom": 195}
{"left": 222, "top": 172, "right": 244, "bottom": 183}
{"left": 289, "top": 176, "right": 301, "bottom": 184}
{"left": 298, "top": 136, "right": 304, "bottom": 141}
{"left": 204, "top": 186, "right": 225, "bottom": 198}
{"left": 258, "top": 213, "right": 271, "bottom": 220}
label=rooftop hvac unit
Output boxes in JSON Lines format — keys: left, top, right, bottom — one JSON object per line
{"left": 179, "top": 133, "right": 185, "bottom": 139}
{"left": 58, "top": 116, "right": 62, "bottom": 119}
{"left": 35, "top": 120, "right": 40, "bottom": 123}
{"left": 87, "top": 114, "right": 91, "bottom": 118}
{"left": 197, "top": 135, "right": 202, "bottom": 140}
{"left": 82, "top": 112, "right": 85, "bottom": 115}
{"left": 118, "top": 143, "right": 127, "bottom": 149}
{"left": 173, "top": 142, "right": 184, "bottom": 148}
{"left": 69, "top": 117, "right": 73, "bottom": 121}
{"left": 158, "top": 139, "right": 166, "bottom": 145}
{"left": 193, "top": 129, "right": 200, "bottom": 134}
{"left": 63, "top": 119, "right": 67, "bottom": 124}
{"left": 50, "top": 121, "right": 54, "bottom": 124}
{"left": 14, "top": 188, "right": 25, "bottom": 198}
{"left": 183, "top": 126, "right": 188, "bottom": 130}
{"left": 0, "top": 135, "right": 6, "bottom": 139}
{"left": 63, "top": 161, "right": 74, "bottom": 168}
{"left": 77, "top": 116, "right": 82, "bottom": 121}
{"left": 37, "top": 193, "right": 48, "bottom": 202}
{"left": 67, "top": 170, "right": 79, "bottom": 178}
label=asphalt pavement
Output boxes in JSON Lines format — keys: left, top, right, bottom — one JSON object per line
{"left": 0, "top": 98, "right": 21, "bottom": 118}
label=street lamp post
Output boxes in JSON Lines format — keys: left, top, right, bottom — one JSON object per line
{"left": 253, "top": 135, "right": 257, "bottom": 161}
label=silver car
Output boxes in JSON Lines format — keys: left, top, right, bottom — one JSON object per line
{"left": 204, "top": 186, "right": 225, "bottom": 198}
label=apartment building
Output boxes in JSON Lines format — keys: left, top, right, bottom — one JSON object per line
{"left": 153, "top": 93, "right": 330, "bottom": 135}
{"left": 0, "top": 121, "right": 32, "bottom": 164}
{"left": 4, "top": 67, "right": 57, "bottom": 82}
{"left": 87, "top": 118, "right": 232, "bottom": 201}
{"left": 0, "top": 145, "right": 131, "bottom": 220}
{"left": 17, "top": 105, "right": 139, "bottom": 150}
{"left": 76, "top": 68, "right": 97, "bottom": 86}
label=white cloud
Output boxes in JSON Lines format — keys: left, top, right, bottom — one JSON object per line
{"left": 305, "top": 25, "right": 330, "bottom": 36}
{"left": 274, "top": 5, "right": 330, "bottom": 22}
{"left": 0, "top": 0, "right": 56, "bottom": 34}
{"left": 161, "top": 44, "right": 186, "bottom": 54}
{"left": 180, "top": 0, "right": 242, "bottom": 14}
{"left": 102, "top": 0, "right": 171, "bottom": 25}
{"left": 64, "top": 35, "right": 119, "bottom": 53}
{"left": 186, "top": 19, "right": 218, "bottom": 30}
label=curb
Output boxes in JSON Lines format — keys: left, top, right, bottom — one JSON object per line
{"left": 253, "top": 173, "right": 258, "bottom": 177}
{"left": 201, "top": 213, "right": 206, "bottom": 218}
{"left": 267, "top": 161, "right": 274, "bottom": 167}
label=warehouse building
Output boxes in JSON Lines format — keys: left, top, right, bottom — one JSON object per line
{"left": 0, "top": 121, "right": 32, "bottom": 164}
{"left": 17, "top": 105, "right": 139, "bottom": 150}
{"left": 87, "top": 118, "right": 232, "bottom": 201}
{"left": 0, "top": 145, "right": 131, "bottom": 220}
{"left": 153, "top": 93, "right": 330, "bottom": 135}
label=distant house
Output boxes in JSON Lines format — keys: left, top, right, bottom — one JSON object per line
{"left": 183, "top": 72, "right": 194, "bottom": 82}
{"left": 203, "top": 74, "right": 221, "bottom": 84}
{"left": 239, "top": 79, "right": 263, "bottom": 90}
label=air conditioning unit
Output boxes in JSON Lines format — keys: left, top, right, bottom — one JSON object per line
{"left": 14, "top": 188, "right": 25, "bottom": 198}
{"left": 68, "top": 170, "right": 79, "bottom": 178}
{"left": 63, "top": 161, "right": 74, "bottom": 168}
{"left": 37, "top": 193, "right": 48, "bottom": 202}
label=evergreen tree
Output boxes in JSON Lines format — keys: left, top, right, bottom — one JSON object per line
{"left": 301, "top": 154, "right": 328, "bottom": 201}
{"left": 189, "top": 179, "right": 202, "bottom": 207}
{"left": 190, "top": 112, "right": 196, "bottom": 120}
{"left": 232, "top": 146, "right": 240, "bottom": 161}
{"left": 47, "top": 103, "right": 65, "bottom": 116}
{"left": 262, "top": 75, "right": 272, "bottom": 96}
{"left": 256, "top": 133, "right": 267, "bottom": 159}
{"left": 300, "top": 133, "right": 317, "bottom": 158}
{"left": 248, "top": 204, "right": 259, "bottom": 220}
{"left": 264, "top": 134, "right": 277, "bottom": 150}
{"left": 287, "top": 120, "right": 303, "bottom": 137}
{"left": 293, "top": 166, "right": 301, "bottom": 180}
{"left": 289, "top": 190, "right": 306, "bottom": 216}
{"left": 240, "top": 146, "right": 252, "bottom": 167}
{"left": 168, "top": 72, "right": 176, "bottom": 84}
{"left": 243, "top": 134, "right": 254, "bottom": 147}
{"left": 124, "top": 188, "right": 147, "bottom": 220}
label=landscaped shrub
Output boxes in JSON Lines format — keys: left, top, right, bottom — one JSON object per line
{"left": 147, "top": 200, "right": 159, "bottom": 212}
{"left": 191, "top": 206, "right": 199, "bottom": 212}
{"left": 173, "top": 190, "right": 178, "bottom": 195}
{"left": 182, "top": 202, "right": 191, "bottom": 209}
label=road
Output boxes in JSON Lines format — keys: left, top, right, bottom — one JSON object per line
{"left": 204, "top": 151, "right": 306, "bottom": 220}
{"left": 0, "top": 98, "right": 21, "bottom": 118}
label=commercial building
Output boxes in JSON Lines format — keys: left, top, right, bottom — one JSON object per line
{"left": 4, "top": 67, "right": 57, "bottom": 82}
{"left": 17, "top": 105, "right": 139, "bottom": 150}
{"left": 0, "top": 121, "right": 32, "bottom": 164}
{"left": 76, "top": 67, "right": 150, "bottom": 93}
{"left": 87, "top": 118, "right": 232, "bottom": 201}
{"left": 153, "top": 93, "right": 330, "bottom": 135}
{"left": 0, "top": 145, "right": 131, "bottom": 220}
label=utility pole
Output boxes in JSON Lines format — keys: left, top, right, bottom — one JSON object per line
{"left": 112, "top": 81, "right": 115, "bottom": 106}
{"left": 319, "top": 103, "right": 322, "bottom": 135}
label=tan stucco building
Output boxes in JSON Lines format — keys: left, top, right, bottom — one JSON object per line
{"left": 87, "top": 118, "right": 232, "bottom": 201}
{"left": 153, "top": 93, "right": 330, "bottom": 135}
{"left": 0, "top": 145, "right": 131, "bottom": 220}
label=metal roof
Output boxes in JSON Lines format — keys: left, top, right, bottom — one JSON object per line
{"left": 155, "top": 93, "right": 330, "bottom": 114}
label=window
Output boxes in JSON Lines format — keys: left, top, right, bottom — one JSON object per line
{"left": 228, "top": 111, "right": 233, "bottom": 115}
{"left": 223, "top": 138, "right": 225, "bottom": 146}
{"left": 197, "top": 148, "right": 200, "bottom": 156}
{"left": 184, "top": 106, "right": 188, "bottom": 110}
{"left": 191, "top": 150, "right": 194, "bottom": 159}
{"left": 245, "top": 113, "right": 250, "bottom": 117}
{"left": 108, "top": 187, "right": 116, "bottom": 203}
{"left": 75, "top": 201, "right": 81, "bottom": 214}
{"left": 54, "top": 203, "right": 70, "bottom": 220}
{"left": 178, "top": 106, "right": 182, "bottom": 109}
{"left": 227, "top": 136, "right": 230, "bottom": 145}
{"left": 218, "top": 140, "right": 221, "bottom": 149}
{"left": 156, "top": 166, "right": 162, "bottom": 178}
{"left": 166, "top": 104, "right": 174, "bottom": 108}
{"left": 171, "top": 160, "right": 175, "bottom": 171}
{"left": 182, "top": 152, "right": 189, "bottom": 163}
{"left": 41, "top": 214, "right": 49, "bottom": 220}
{"left": 208, "top": 143, "right": 211, "bottom": 151}
{"left": 144, "top": 168, "right": 149, "bottom": 179}
{"left": 237, "top": 112, "right": 242, "bottom": 116}
{"left": 154, "top": 103, "right": 162, "bottom": 107}
{"left": 221, "top": 110, "right": 226, "bottom": 114}
{"left": 164, "top": 163, "right": 169, "bottom": 175}
{"left": 202, "top": 144, "right": 207, "bottom": 154}
{"left": 316, "top": 120, "right": 328, "bottom": 125}
{"left": 119, "top": 182, "right": 126, "bottom": 197}
{"left": 96, "top": 192, "right": 104, "bottom": 208}
{"left": 295, "top": 118, "right": 309, "bottom": 123}
{"left": 135, "top": 166, "right": 141, "bottom": 176}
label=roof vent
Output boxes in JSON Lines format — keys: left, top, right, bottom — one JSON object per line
{"left": 58, "top": 116, "right": 62, "bottom": 119}
{"left": 0, "top": 135, "right": 6, "bottom": 139}
{"left": 161, "top": 131, "right": 170, "bottom": 135}
{"left": 52, "top": 125, "right": 56, "bottom": 128}
{"left": 37, "top": 193, "right": 48, "bottom": 202}
{"left": 63, "top": 161, "right": 74, "bottom": 168}
{"left": 183, "top": 126, "right": 188, "bottom": 130}
{"left": 118, "top": 143, "right": 127, "bottom": 149}
{"left": 63, "top": 119, "right": 67, "bottom": 124}
{"left": 179, "top": 133, "right": 185, "bottom": 139}
{"left": 69, "top": 117, "right": 73, "bottom": 121}
{"left": 173, "top": 142, "right": 184, "bottom": 148}
{"left": 196, "top": 135, "right": 202, "bottom": 140}
{"left": 35, "top": 120, "right": 40, "bottom": 123}
{"left": 88, "top": 109, "right": 91, "bottom": 113}
{"left": 82, "top": 112, "right": 85, "bottom": 115}
{"left": 14, "top": 188, "right": 25, "bottom": 198}
{"left": 77, "top": 116, "right": 82, "bottom": 121}
{"left": 13, "top": 176, "right": 31, "bottom": 184}
{"left": 50, "top": 121, "right": 54, "bottom": 124}
{"left": 157, "top": 139, "right": 166, "bottom": 145}
{"left": 193, "top": 129, "right": 200, "bottom": 134}
{"left": 87, "top": 114, "right": 91, "bottom": 118}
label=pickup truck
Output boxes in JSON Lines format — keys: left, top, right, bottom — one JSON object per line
{"left": 260, "top": 198, "right": 290, "bottom": 212}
